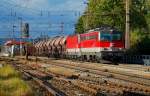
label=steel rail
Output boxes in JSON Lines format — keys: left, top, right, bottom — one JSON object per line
{"left": 12, "top": 63, "right": 67, "bottom": 96}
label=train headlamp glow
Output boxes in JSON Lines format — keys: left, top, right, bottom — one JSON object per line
{"left": 119, "top": 48, "right": 123, "bottom": 50}
{"left": 110, "top": 43, "right": 114, "bottom": 47}
{"left": 104, "top": 48, "right": 108, "bottom": 50}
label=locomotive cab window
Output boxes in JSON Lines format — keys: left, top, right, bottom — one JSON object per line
{"left": 80, "top": 36, "right": 87, "bottom": 41}
{"left": 112, "top": 34, "right": 121, "bottom": 41}
{"left": 100, "top": 33, "right": 111, "bottom": 41}
{"left": 100, "top": 33, "right": 121, "bottom": 41}
{"left": 89, "top": 35, "right": 97, "bottom": 40}
{"left": 80, "top": 34, "right": 97, "bottom": 41}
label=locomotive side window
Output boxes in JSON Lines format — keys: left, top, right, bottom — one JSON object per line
{"left": 80, "top": 34, "right": 97, "bottom": 41}
{"left": 100, "top": 33, "right": 121, "bottom": 41}
{"left": 100, "top": 34, "right": 111, "bottom": 41}
{"left": 80, "top": 36, "right": 87, "bottom": 41}
{"left": 112, "top": 34, "right": 121, "bottom": 40}
{"left": 89, "top": 35, "right": 97, "bottom": 40}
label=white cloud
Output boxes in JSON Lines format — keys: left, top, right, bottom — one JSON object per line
{"left": 10, "top": 0, "right": 86, "bottom": 12}
{"left": 0, "top": 0, "right": 86, "bottom": 37}
{"left": 48, "top": 0, "right": 86, "bottom": 11}
{"left": 11, "top": 0, "right": 49, "bottom": 8}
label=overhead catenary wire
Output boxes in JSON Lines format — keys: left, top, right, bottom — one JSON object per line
{"left": 0, "top": 0, "right": 83, "bottom": 17}
{"left": 0, "top": 0, "right": 87, "bottom": 38}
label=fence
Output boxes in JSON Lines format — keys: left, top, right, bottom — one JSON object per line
{"left": 122, "top": 55, "right": 150, "bottom": 66}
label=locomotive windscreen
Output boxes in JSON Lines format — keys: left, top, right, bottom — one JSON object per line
{"left": 100, "top": 31, "right": 122, "bottom": 41}
{"left": 112, "top": 34, "right": 121, "bottom": 40}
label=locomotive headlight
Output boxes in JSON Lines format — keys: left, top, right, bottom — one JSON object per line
{"left": 104, "top": 48, "right": 108, "bottom": 50}
{"left": 110, "top": 43, "right": 114, "bottom": 47}
{"left": 119, "top": 48, "right": 123, "bottom": 50}
{"left": 101, "top": 48, "right": 108, "bottom": 51}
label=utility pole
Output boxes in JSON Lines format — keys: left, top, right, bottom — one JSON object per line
{"left": 12, "top": 25, "right": 16, "bottom": 40}
{"left": 18, "top": 17, "right": 23, "bottom": 56}
{"left": 125, "top": 0, "right": 130, "bottom": 49}
{"left": 60, "top": 22, "right": 64, "bottom": 35}
{"left": 11, "top": 25, "right": 16, "bottom": 57}
{"left": 83, "top": 1, "right": 89, "bottom": 32}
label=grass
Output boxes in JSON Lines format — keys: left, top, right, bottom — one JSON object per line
{"left": 0, "top": 65, "right": 33, "bottom": 96}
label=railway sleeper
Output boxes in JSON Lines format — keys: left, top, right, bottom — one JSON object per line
{"left": 108, "top": 83, "right": 150, "bottom": 95}
{"left": 22, "top": 72, "right": 33, "bottom": 81}
{"left": 96, "top": 91, "right": 119, "bottom": 96}
{"left": 79, "top": 77, "right": 107, "bottom": 85}
{"left": 77, "top": 76, "right": 149, "bottom": 96}
{"left": 71, "top": 81, "right": 97, "bottom": 95}
{"left": 21, "top": 69, "right": 67, "bottom": 96}
{"left": 67, "top": 74, "right": 79, "bottom": 79}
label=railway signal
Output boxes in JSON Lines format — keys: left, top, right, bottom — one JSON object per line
{"left": 22, "top": 23, "right": 30, "bottom": 38}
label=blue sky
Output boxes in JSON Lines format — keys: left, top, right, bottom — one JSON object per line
{"left": 0, "top": 0, "right": 87, "bottom": 38}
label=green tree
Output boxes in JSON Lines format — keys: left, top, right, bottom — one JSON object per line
{"left": 75, "top": 16, "right": 84, "bottom": 34}
{"left": 76, "top": 0, "right": 149, "bottom": 32}
{"left": 75, "top": 0, "right": 150, "bottom": 54}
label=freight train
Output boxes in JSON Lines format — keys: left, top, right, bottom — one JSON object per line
{"left": 34, "top": 27, "right": 124, "bottom": 63}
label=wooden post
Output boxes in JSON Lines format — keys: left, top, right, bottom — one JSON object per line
{"left": 125, "top": 0, "right": 130, "bottom": 49}
{"left": 25, "top": 43, "right": 28, "bottom": 60}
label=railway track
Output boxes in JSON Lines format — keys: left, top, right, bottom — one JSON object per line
{"left": 66, "top": 61, "right": 149, "bottom": 72}
{"left": 15, "top": 56, "right": 149, "bottom": 73}
{"left": 1, "top": 57, "right": 150, "bottom": 96}
{"left": 24, "top": 56, "right": 150, "bottom": 75}
{"left": 5, "top": 60, "right": 97, "bottom": 96}
{"left": 23, "top": 57, "right": 150, "bottom": 95}
{"left": 50, "top": 61, "right": 150, "bottom": 85}
{"left": 21, "top": 63, "right": 125, "bottom": 96}
{"left": 29, "top": 57, "right": 150, "bottom": 85}
{"left": 12, "top": 63, "right": 67, "bottom": 96}
{"left": 118, "top": 64, "right": 149, "bottom": 71}
{"left": 41, "top": 62, "right": 150, "bottom": 90}
{"left": 29, "top": 56, "right": 149, "bottom": 71}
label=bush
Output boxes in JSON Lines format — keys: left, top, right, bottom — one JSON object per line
{"left": 0, "top": 65, "right": 33, "bottom": 96}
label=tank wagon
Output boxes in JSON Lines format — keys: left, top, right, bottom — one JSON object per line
{"left": 34, "top": 27, "right": 124, "bottom": 62}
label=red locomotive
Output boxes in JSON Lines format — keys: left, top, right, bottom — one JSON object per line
{"left": 34, "top": 27, "right": 124, "bottom": 63}
{"left": 66, "top": 27, "right": 124, "bottom": 62}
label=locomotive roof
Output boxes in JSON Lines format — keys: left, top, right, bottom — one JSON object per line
{"left": 88, "top": 27, "right": 121, "bottom": 34}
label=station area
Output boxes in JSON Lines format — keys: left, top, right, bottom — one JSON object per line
{"left": 0, "top": 0, "right": 150, "bottom": 96}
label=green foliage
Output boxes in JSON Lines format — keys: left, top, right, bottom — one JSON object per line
{"left": 75, "top": 16, "right": 84, "bottom": 34}
{"left": 0, "top": 65, "right": 20, "bottom": 78}
{"left": 76, "top": 0, "right": 149, "bottom": 33}
{"left": 130, "top": 29, "right": 142, "bottom": 47}
{"left": 130, "top": 0, "right": 149, "bottom": 30}
{"left": 129, "top": 33, "right": 150, "bottom": 55}
{"left": 75, "top": 0, "right": 126, "bottom": 32}
{"left": 75, "top": 0, "right": 150, "bottom": 54}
